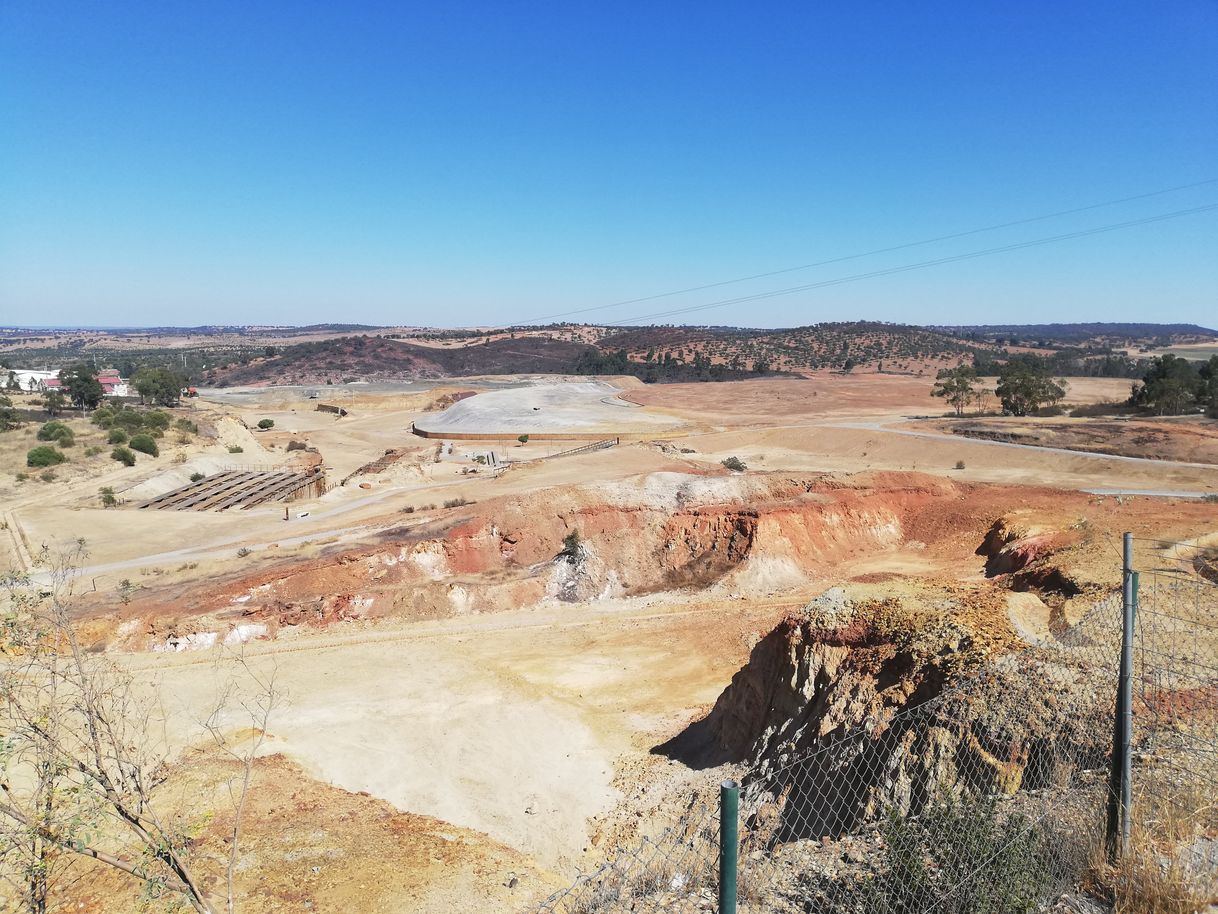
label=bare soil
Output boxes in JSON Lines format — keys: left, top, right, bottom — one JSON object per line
{"left": 5, "top": 373, "right": 1218, "bottom": 914}
{"left": 920, "top": 415, "right": 1218, "bottom": 465}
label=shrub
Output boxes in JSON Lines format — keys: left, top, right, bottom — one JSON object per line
{"left": 39, "top": 470, "right": 56, "bottom": 482}
{"left": 955, "top": 460, "right": 966, "bottom": 470}
{"left": 112, "top": 410, "right": 146, "bottom": 431}
{"left": 111, "top": 446, "right": 136, "bottom": 466}
{"left": 228, "top": 445, "right": 244, "bottom": 454}
{"left": 84, "top": 445, "right": 103, "bottom": 457}
{"left": 443, "top": 497, "right": 471, "bottom": 508}
{"left": 721, "top": 456, "right": 747, "bottom": 472}
{"left": 14, "top": 472, "right": 28, "bottom": 482}
{"left": 108, "top": 428, "right": 128, "bottom": 444}
{"left": 0, "top": 396, "right": 20, "bottom": 432}
{"left": 54, "top": 431, "right": 75, "bottom": 448}
{"left": 99, "top": 486, "right": 117, "bottom": 508}
{"left": 236, "top": 546, "right": 252, "bottom": 558}
{"left": 128, "top": 434, "right": 158, "bottom": 457}
{"left": 860, "top": 793, "right": 1060, "bottom": 914}
{"left": 517, "top": 434, "right": 529, "bottom": 444}
{"left": 286, "top": 440, "right": 307, "bottom": 451}
{"left": 174, "top": 417, "right": 198, "bottom": 434}
{"left": 559, "top": 530, "right": 581, "bottom": 558}
{"left": 26, "top": 445, "right": 66, "bottom": 468}
{"left": 1033, "top": 404, "right": 1067, "bottom": 417}
{"left": 36, "top": 420, "right": 70, "bottom": 442}
{"left": 402, "top": 505, "right": 416, "bottom": 513}
{"left": 257, "top": 418, "right": 274, "bottom": 429}
{"left": 1070, "top": 401, "right": 1134, "bottom": 418}
{"left": 143, "top": 411, "right": 171, "bottom": 432}
{"left": 680, "top": 447, "right": 696, "bottom": 454}
{"left": 91, "top": 407, "right": 114, "bottom": 427}
{"left": 189, "top": 472, "right": 205, "bottom": 482}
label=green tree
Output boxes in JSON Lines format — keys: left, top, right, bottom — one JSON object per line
{"left": 257, "top": 418, "right": 274, "bottom": 429}
{"left": 0, "top": 394, "right": 20, "bottom": 431}
{"left": 131, "top": 366, "right": 188, "bottom": 407}
{"left": 42, "top": 390, "right": 67, "bottom": 417}
{"left": 98, "top": 486, "right": 117, "bottom": 508}
{"left": 995, "top": 364, "right": 1065, "bottom": 416}
{"left": 57, "top": 365, "right": 104, "bottom": 410}
{"left": 1200, "top": 355, "right": 1218, "bottom": 419}
{"left": 1132, "top": 353, "right": 1204, "bottom": 415}
{"left": 931, "top": 366, "right": 978, "bottom": 416}
{"left": 5, "top": 370, "right": 19, "bottom": 391}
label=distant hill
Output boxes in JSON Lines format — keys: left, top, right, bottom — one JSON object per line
{"left": 201, "top": 335, "right": 772, "bottom": 387}
{"left": 594, "top": 321, "right": 989, "bottom": 373}
{"left": 935, "top": 323, "right": 1218, "bottom": 345}
{"left": 203, "top": 336, "right": 587, "bottom": 387}
{"left": 172, "top": 321, "right": 1218, "bottom": 387}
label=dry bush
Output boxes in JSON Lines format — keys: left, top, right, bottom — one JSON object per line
{"left": 1093, "top": 779, "right": 1217, "bottom": 914}
{"left": 0, "top": 544, "right": 279, "bottom": 914}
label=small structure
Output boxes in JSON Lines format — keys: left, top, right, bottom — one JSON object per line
{"left": 138, "top": 469, "right": 326, "bottom": 511}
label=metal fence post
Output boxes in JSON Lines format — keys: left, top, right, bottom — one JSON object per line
{"left": 1106, "top": 532, "right": 1135, "bottom": 861}
{"left": 719, "top": 779, "right": 739, "bottom": 914}
{"left": 1122, "top": 569, "right": 1138, "bottom": 850}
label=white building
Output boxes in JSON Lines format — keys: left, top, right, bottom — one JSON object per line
{"left": 5, "top": 369, "right": 57, "bottom": 392}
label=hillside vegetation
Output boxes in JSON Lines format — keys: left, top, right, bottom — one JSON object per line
{"left": 197, "top": 320, "right": 1218, "bottom": 387}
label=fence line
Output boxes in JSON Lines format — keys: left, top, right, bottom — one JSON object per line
{"left": 528, "top": 533, "right": 1217, "bottom": 912}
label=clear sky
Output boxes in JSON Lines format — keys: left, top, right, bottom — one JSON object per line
{"left": 2, "top": 1, "right": 1216, "bottom": 329}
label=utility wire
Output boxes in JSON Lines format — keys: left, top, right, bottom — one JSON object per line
{"left": 516, "top": 177, "right": 1218, "bottom": 326}
{"left": 599, "top": 201, "right": 1218, "bottom": 326}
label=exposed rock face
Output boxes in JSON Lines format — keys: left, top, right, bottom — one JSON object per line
{"left": 977, "top": 514, "right": 1090, "bottom": 605}
{"left": 977, "top": 515, "right": 1071, "bottom": 577}
{"left": 658, "top": 511, "right": 758, "bottom": 588}
{"left": 658, "top": 589, "right": 960, "bottom": 768}
{"left": 122, "top": 473, "right": 976, "bottom": 630}
{"left": 659, "top": 587, "right": 1119, "bottom": 841}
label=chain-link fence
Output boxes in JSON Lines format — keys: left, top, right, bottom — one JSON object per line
{"left": 1126, "top": 537, "right": 1218, "bottom": 909}
{"left": 529, "top": 534, "right": 1218, "bottom": 913}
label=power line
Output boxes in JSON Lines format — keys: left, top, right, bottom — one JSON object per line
{"left": 599, "top": 201, "right": 1218, "bottom": 326}
{"left": 516, "top": 177, "right": 1218, "bottom": 326}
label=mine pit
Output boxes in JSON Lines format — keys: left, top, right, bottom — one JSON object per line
{"left": 9, "top": 374, "right": 1218, "bottom": 914}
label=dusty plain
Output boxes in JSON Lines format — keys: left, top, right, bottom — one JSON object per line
{"left": 2, "top": 371, "right": 1217, "bottom": 913}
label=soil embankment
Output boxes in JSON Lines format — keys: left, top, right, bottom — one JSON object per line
{"left": 926, "top": 415, "right": 1218, "bottom": 465}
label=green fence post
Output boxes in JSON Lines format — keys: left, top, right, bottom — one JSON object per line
{"left": 1106, "top": 532, "right": 1135, "bottom": 861}
{"left": 719, "top": 779, "right": 739, "bottom": 914}
{"left": 1122, "top": 570, "right": 1138, "bottom": 851}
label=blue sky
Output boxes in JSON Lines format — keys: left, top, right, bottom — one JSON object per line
{"left": 1, "top": 1, "right": 1216, "bottom": 329}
